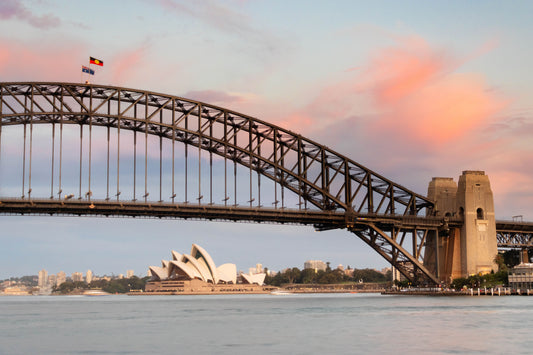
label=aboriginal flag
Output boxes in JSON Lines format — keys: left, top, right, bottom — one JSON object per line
{"left": 82, "top": 66, "right": 95, "bottom": 75}
{"left": 90, "top": 56, "right": 104, "bottom": 66}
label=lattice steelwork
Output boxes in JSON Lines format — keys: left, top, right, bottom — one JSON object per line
{"left": 496, "top": 221, "right": 533, "bottom": 248}
{"left": 0, "top": 82, "right": 446, "bottom": 284}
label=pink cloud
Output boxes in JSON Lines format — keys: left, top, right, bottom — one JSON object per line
{"left": 0, "top": 38, "right": 86, "bottom": 82}
{"left": 0, "top": 0, "right": 60, "bottom": 29}
{"left": 182, "top": 90, "right": 246, "bottom": 105}
{"left": 110, "top": 45, "right": 149, "bottom": 86}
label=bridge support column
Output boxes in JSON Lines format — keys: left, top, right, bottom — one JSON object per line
{"left": 426, "top": 171, "right": 498, "bottom": 283}
{"left": 425, "top": 177, "right": 462, "bottom": 283}
{"left": 457, "top": 171, "right": 498, "bottom": 276}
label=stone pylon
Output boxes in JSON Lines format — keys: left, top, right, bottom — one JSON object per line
{"left": 425, "top": 171, "right": 498, "bottom": 283}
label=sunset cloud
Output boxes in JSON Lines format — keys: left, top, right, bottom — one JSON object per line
{"left": 0, "top": 0, "right": 60, "bottom": 29}
{"left": 361, "top": 36, "right": 507, "bottom": 148}
{"left": 110, "top": 44, "right": 150, "bottom": 86}
{"left": 0, "top": 38, "right": 85, "bottom": 81}
{"left": 182, "top": 90, "right": 247, "bottom": 105}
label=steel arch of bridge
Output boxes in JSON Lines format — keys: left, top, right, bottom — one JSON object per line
{"left": 0, "top": 82, "right": 440, "bottom": 284}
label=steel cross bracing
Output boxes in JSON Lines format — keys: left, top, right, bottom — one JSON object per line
{"left": 496, "top": 221, "right": 533, "bottom": 249}
{"left": 0, "top": 82, "right": 448, "bottom": 284}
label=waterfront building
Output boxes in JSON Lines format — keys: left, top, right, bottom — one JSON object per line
{"left": 304, "top": 260, "right": 327, "bottom": 272}
{"left": 145, "top": 244, "right": 269, "bottom": 294}
{"left": 56, "top": 271, "right": 66, "bottom": 286}
{"left": 126, "top": 270, "right": 134, "bottom": 278}
{"left": 38, "top": 269, "right": 48, "bottom": 288}
{"left": 86, "top": 270, "right": 93, "bottom": 284}
{"left": 1, "top": 286, "right": 31, "bottom": 295}
{"left": 508, "top": 263, "right": 533, "bottom": 290}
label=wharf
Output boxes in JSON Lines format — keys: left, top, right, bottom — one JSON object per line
{"left": 382, "top": 288, "right": 533, "bottom": 296}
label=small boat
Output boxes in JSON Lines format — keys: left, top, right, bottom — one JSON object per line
{"left": 270, "top": 290, "right": 294, "bottom": 295}
{"left": 82, "top": 290, "right": 111, "bottom": 296}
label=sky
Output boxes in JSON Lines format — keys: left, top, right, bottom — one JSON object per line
{"left": 1, "top": 0, "right": 533, "bottom": 279}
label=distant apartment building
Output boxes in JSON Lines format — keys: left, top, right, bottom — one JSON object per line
{"left": 86, "top": 270, "right": 93, "bottom": 284}
{"left": 248, "top": 264, "right": 263, "bottom": 275}
{"left": 38, "top": 269, "right": 48, "bottom": 288}
{"left": 126, "top": 270, "right": 134, "bottom": 278}
{"left": 71, "top": 272, "right": 83, "bottom": 282}
{"left": 56, "top": 271, "right": 66, "bottom": 286}
{"left": 304, "top": 260, "right": 327, "bottom": 272}
{"left": 48, "top": 274, "right": 57, "bottom": 287}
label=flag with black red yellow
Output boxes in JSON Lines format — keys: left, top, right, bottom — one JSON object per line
{"left": 90, "top": 56, "right": 104, "bottom": 66}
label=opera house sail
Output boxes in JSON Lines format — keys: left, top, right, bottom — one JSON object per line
{"left": 144, "top": 244, "right": 271, "bottom": 295}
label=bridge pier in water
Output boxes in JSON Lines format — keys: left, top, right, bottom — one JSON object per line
{"left": 425, "top": 171, "right": 498, "bottom": 283}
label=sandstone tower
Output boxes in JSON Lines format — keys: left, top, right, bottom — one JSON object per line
{"left": 425, "top": 171, "right": 498, "bottom": 283}
{"left": 456, "top": 171, "right": 498, "bottom": 276}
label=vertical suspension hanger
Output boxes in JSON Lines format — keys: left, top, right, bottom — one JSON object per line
{"left": 50, "top": 97, "right": 55, "bottom": 199}
{"left": 184, "top": 110, "right": 188, "bottom": 203}
{"left": 58, "top": 86, "right": 64, "bottom": 199}
{"left": 133, "top": 104, "right": 137, "bottom": 202}
{"left": 144, "top": 93, "right": 149, "bottom": 202}
{"left": 224, "top": 112, "right": 228, "bottom": 206}
{"left": 78, "top": 120, "right": 83, "bottom": 199}
{"left": 159, "top": 110, "right": 163, "bottom": 203}
{"left": 198, "top": 104, "right": 202, "bottom": 205}
{"left": 22, "top": 116, "right": 26, "bottom": 199}
{"left": 87, "top": 86, "right": 92, "bottom": 202}
{"left": 116, "top": 90, "right": 121, "bottom": 201}
{"left": 171, "top": 99, "right": 176, "bottom": 203}
{"left": 28, "top": 86, "right": 33, "bottom": 199}
{"left": 209, "top": 117, "right": 213, "bottom": 205}
{"left": 233, "top": 127, "right": 237, "bottom": 206}
{"left": 249, "top": 119, "right": 253, "bottom": 208}
{"left": 106, "top": 125, "right": 110, "bottom": 200}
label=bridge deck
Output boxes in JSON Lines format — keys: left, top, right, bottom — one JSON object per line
{"left": 0, "top": 198, "right": 450, "bottom": 228}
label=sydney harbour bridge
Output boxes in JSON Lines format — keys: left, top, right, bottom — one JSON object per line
{"left": 0, "top": 82, "right": 531, "bottom": 285}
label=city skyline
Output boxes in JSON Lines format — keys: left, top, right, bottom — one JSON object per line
{"left": 1, "top": 1, "right": 533, "bottom": 278}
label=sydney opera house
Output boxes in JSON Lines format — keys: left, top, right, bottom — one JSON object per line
{"left": 144, "top": 244, "right": 272, "bottom": 294}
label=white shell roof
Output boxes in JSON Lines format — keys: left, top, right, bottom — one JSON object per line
{"left": 191, "top": 244, "right": 219, "bottom": 284}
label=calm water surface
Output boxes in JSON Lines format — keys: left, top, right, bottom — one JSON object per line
{"left": 0, "top": 293, "right": 531, "bottom": 354}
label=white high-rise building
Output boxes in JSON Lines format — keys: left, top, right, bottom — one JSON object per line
{"left": 86, "top": 270, "right": 93, "bottom": 284}
{"left": 126, "top": 270, "right": 134, "bottom": 278}
{"left": 38, "top": 269, "right": 48, "bottom": 288}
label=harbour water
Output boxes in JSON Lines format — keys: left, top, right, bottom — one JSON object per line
{"left": 1, "top": 293, "right": 531, "bottom": 354}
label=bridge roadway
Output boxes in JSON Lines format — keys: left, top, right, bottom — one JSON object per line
{"left": 1, "top": 198, "right": 531, "bottom": 249}
{"left": 0, "top": 197, "right": 453, "bottom": 228}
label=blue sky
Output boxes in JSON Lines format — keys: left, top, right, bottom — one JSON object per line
{"left": 1, "top": 0, "right": 533, "bottom": 278}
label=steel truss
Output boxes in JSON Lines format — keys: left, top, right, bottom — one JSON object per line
{"left": 496, "top": 221, "right": 533, "bottom": 249}
{"left": 0, "top": 82, "right": 445, "bottom": 283}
